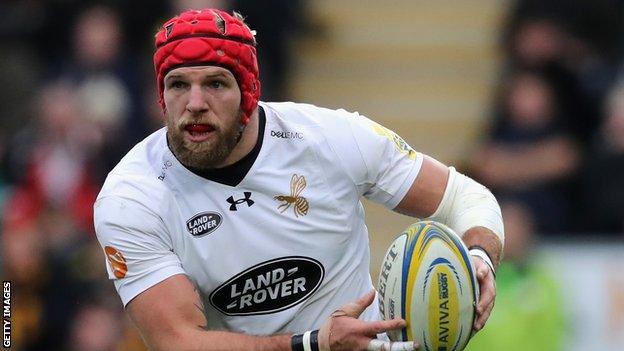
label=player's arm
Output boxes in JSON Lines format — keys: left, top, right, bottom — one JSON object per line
{"left": 128, "top": 275, "right": 415, "bottom": 351}
{"left": 394, "top": 155, "right": 504, "bottom": 331}
{"left": 126, "top": 274, "right": 293, "bottom": 351}
{"left": 95, "top": 194, "right": 292, "bottom": 350}
{"left": 335, "top": 111, "right": 503, "bottom": 260}
{"left": 394, "top": 155, "right": 503, "bottom": 266}
{"left": 95, "top": 193, "right": 413, "bottom": 351}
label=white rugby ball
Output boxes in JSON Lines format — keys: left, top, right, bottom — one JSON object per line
{"left": 377, "top": 221, "right": 478, "bottom": 351}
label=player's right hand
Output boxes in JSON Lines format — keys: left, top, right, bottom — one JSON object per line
{"left": 471, "top": 255, "right": 496, "bottom": 333}
{"left": 318, "top": 290, "right": 419, "bottom": 351}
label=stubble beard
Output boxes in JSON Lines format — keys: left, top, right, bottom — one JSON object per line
{"left": 166, "top": 109, "right": 244, "bottom": 170}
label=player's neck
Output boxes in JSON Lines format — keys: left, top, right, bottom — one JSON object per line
{"left": 216, "top": 107, "right": 260, "bottom": 168}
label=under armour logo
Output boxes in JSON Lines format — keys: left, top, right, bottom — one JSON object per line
{"left": 226, "top": 192, "right": 254, "bottom": 211}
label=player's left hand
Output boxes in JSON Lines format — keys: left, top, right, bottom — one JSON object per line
{"left": 471, "top": 256, "right": 496, "bottom": 333}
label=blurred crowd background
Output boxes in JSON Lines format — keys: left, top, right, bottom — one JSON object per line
{"left": 1, "top": 0, "right": 623, "bottom": 350}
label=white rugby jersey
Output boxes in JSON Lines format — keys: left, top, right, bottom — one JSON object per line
{"left": 94, "top": 101, "right": 423, "bottom": 335}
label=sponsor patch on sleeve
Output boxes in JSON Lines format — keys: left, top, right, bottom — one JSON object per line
{"left": 367, "top": 120, "right": 417, "bottom": 160}
{"left": 104, "top": 246, "right": 128, "bottom": 279}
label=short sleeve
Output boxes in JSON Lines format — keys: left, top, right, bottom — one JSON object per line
{"left": 329, "top": 109, "right": 423, "bottom": 208}
{"left": 94, "top": 196, "right": 186, "bottom": 307}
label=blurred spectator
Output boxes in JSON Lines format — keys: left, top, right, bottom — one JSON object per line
{"left": 579, "top": 84, "right": 624, "bottom": 234}
{"left": 31, "top": 0, "right": 169, "bottom": 73}
{"left": 0, "top": 0, "right": 170, "bottom": 201}
{"left": 503, "top": 0, "right": 623, "bottom": 145}
{"left": 231, "top": 0, "right": 308, "bottom": 101}
{"left": 68, "top": 304, "right": 123, "bottom": 351}
{"left": 52, "top": 4, "right": 149, "bottom": 162}
{"left": 2, "top": 81, "right": 99, "bottom": 236}
{"left": 470, "top": 69, "right": 580, "bottom": 234}
{"left": 173, "top": 0, "right": 230, "bottom": 12}
{"left": 508, "top": 0, "right": 623, "bottom": 61}
{"left": 0, "top": 1, "right": 43, "bottom": 141}
{"left": 1, "top": 225, "right": 46, "bottom": 350}
{"left": 1, "top": 81, "right": 106, "bottom": 350}
{"left": 465, "top": 202, "right": 566, "bottom": 351}
{"left": 505, "top": 16, "right": 595, "bottom": 145}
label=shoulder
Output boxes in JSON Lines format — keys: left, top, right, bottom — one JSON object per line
{"left": 262, "top": 101, "right": 360, "bottom": 128}
{"left": 96, "top": 128, "right": 171, "bottom": 214}
{"left": 94, "top": 170, "right": 173, "bottom": 246}
{"left": 261, "top": 101, "right": 376, "bottom": 146}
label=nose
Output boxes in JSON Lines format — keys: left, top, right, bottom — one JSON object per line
{"left": 186, "top": 85, "right": 208, "bottom": 115}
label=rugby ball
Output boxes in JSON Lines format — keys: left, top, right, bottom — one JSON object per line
{"left": 377, "top": 221, "right": 478, "bottom": 351}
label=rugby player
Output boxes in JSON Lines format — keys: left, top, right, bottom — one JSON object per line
{"left": 94, "top": 9, "right": 504, "bottom": 351}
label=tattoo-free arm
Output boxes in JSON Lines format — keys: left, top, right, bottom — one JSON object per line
{"left": 126, "top": 274, "right": 291, "bottom": 351}
{"left": 393, "top": 155, "right": 503, "bottom": 332}
{"left": 394, "top": 155, "right": 503, "bottom": 265}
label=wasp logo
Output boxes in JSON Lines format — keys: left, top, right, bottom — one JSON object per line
{"left": 274, "top": 174, "right": 309, "bottom": 217}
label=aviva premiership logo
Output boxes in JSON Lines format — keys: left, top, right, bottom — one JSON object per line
{"left": 423, "top": 258, "right": 463, "bottom": 351}
{"left": 368, "top": 121, "right": 417, "bottom": 160}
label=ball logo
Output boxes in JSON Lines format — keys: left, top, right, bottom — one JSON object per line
{"left": 209, "top": 256, "right": 324, "bottom": 316}
{"left": 186, "top": 212, "right": 222, "bottom": 237}
{"left": 424, "top": 261, "right": 462, "bottom": 351}
{"left": 378, "top": 238, "right": 401, "bottom": 319}
{"left": 104, "top": 246, "right": 127, "bottom": 279}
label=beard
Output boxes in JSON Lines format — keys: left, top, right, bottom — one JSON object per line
{"left": 166, "top": 109, "right": 244, "bottom": 170}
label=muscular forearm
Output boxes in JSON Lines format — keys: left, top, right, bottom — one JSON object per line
{"left": 395, "top": 159, "right": 505, "bottom": 265}
{"left": 148, "top": 328, "right": 292, "bottom": 351}
{"left": 461, "top": 226, "right": 503, "bottom": 268}
{"left": 126, "top": 275, "right": 295, "bottom": 351}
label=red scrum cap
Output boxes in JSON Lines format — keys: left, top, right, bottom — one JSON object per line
{"left": 154, "top": 9, "right": 260, "bottom": 125}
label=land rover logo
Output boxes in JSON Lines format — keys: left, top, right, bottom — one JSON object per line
{"left": 209, "top": 256, "right": 324, "bottom": 316}
{"left": 186, "top": 212, "right": 222, "bottom": 237}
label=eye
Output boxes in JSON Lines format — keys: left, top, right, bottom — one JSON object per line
{"left": 167, "top": 80, "right": 188, "bottom": 90}
{"left": 208, "top": 80, "right": 225, "bottom": 89}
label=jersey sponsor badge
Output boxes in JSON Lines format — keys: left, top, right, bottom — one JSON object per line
{"left": 209, "top": 256, "right": 324, "bottom": 316}
{"left": 270, "top": 130, "right": 303, "bottom": 139}
{"left": 367, "top": 120, "right": 417, "bottom": 160}
{"left": 186, "top": 212, "right": 223, "bottom": 237}
{"left": 104, "top": 246, "right": 128, "bottom": 279}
